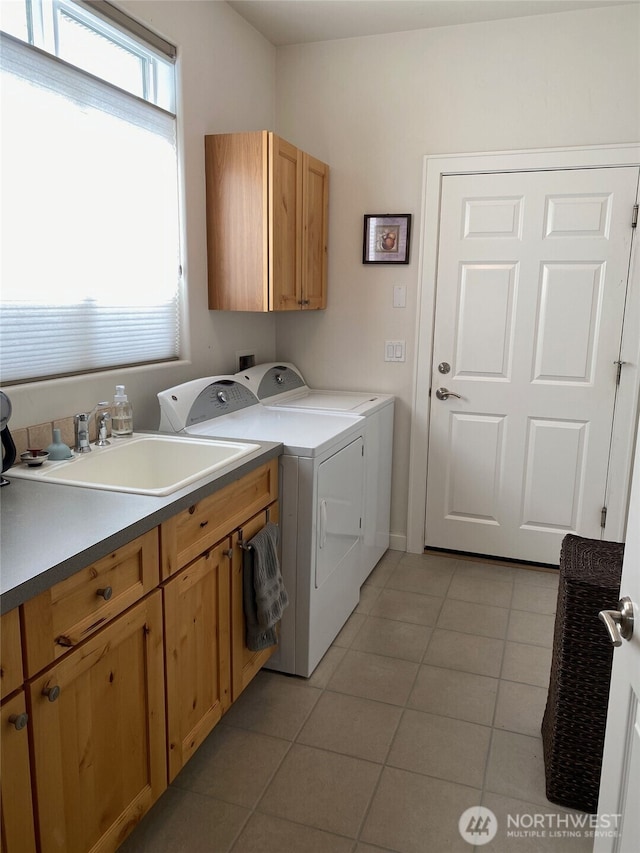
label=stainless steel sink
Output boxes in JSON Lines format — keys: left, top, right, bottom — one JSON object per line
{"left": 8, "top": 434, "right": 260, "bottom": 496}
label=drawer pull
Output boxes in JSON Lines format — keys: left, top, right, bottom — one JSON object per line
{"left": 42, "top": 685, "right": 61, "bottom": 702}
{"left": 223, "top": 548, "right": 233, "bottom": 558}
{"left": 96, "top": 586, "right": 113, "bottom": 601}
{"left": 9, "top": 713, "right": 28, "bottom": 731}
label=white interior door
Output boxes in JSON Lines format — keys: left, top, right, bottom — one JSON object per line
{"left": 425, "top": 166, "right": 639, "bottom": 564}
{"left": 594, "top": 417, "right": 640, "bottom": 853}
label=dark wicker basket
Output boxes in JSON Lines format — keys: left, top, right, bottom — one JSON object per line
{"left": 541, "top": 534, "right": 624, "bottom": 813}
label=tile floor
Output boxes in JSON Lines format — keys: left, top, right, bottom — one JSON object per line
{"left": 120, "top": 550, "right": 597, "bottom": 853}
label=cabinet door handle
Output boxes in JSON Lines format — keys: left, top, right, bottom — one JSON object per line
{"left": 96, "top": 586, "right": 113, "bottom": 601}
{"left": 9, "top": 713, "right": 29, "bottom": 730}
{"left": 42, "top": 685, "right": 61, "bottom": 702}
{"left": 223, "top": 548, "right": 233, "bottom": 559}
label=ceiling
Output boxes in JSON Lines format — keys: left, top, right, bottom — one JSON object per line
{"left": 226, "top": 0, "right": 636, "bottom": 46}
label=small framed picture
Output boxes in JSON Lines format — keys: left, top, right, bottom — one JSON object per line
{"left": 363, "top": 214, "right": 412, "bottom": 264}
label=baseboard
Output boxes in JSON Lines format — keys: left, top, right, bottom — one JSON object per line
{"left": 389, "top": 532, "right": 407, "bottom": 552}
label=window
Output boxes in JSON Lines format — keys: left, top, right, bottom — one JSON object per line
{"left": 0, "top": 0, "right": 181, "bottom": 384}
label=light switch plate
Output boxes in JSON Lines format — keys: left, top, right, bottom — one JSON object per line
{"left": 393, "top": 285, "right": 406, "bottom": 308}
{"left": 385, "top": 340, "right": 406, "bottom": 362}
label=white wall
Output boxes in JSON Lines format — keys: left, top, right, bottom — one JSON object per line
{"left": 7, "top": 0, "right": 277, "bottom": 431}
{"left": 273, "top": 4, "right": 640, "bottom": 546}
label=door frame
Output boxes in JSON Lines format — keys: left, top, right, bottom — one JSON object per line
{"left": 407, "top": 143, "right": 640, "bottom": 556}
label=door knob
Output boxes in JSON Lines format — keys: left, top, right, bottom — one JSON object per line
{"left": 435, "top": 388, "right": 462, "bottom": 401}
{"left": 598, "top": 596, "right": 634, "bottom": 647}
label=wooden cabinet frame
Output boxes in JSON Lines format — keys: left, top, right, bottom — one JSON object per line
{"left": 205, "top": 131, "right": 328, "bottom": 312}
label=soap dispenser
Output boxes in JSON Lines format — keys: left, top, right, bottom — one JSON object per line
{"left": 112, "top": 385, "right": 133, "bottom": 437}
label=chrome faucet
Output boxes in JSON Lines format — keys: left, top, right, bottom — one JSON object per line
{"left": 74, "top": 401, "right": 110, "bottom": 453}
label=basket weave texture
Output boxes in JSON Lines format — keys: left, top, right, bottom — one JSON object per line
{"left": 541, "top": 534, "right": 624, "bottom": 813}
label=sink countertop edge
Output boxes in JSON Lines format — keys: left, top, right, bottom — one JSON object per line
{"left": 0, "top": 438, "right": 283, "bottom": 614}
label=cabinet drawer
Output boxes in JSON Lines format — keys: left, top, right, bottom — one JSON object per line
{"left": 21, "top": 528, "right": 159, "bottom": 676}
{"left": 161, "top": 460, "right": 278, "bottom": 578}
{"left": 1, "top": 607, "right": 23, "bottom": 700}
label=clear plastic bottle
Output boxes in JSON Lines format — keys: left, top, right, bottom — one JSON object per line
{"left": 112, "top": 385, "right": 133, "bottom": 437}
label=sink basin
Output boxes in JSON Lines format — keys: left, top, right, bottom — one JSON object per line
{"left": 8, "top": 434, "right": 260, "bottom": 496}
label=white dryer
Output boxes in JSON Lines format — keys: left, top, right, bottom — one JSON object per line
{"left": 235, "top": 363, "right": 394, "bottom": 584}
{"left": 158, "top": 377, "right": 368, "bottom": 677}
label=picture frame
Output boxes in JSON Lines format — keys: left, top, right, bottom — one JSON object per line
{"left": 362, "top": 213, "right": 412, "bottom": 264}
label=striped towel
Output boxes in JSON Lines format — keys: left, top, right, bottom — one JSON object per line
{"left": 243, "top": 522, "right": 289, "bottom": 651}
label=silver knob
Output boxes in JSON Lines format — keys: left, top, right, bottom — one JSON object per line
{"left": 217, "top": 391, "right": 228, "bottom": 404}
{"left": 96, "top": 586, "right": 113, "bottom": 601}
{"left": 599, "top": 596, "right": 634, "bottom": 646}
{"left": 435, "top": 388, "right": 462, "bottom": 401}
{"left": 9, "top": 713, "right": 28, "bottom": 730}
{"left": 438, "top": 362, "right": 451, "bottom": 374}
{"left": 42, "top": 685, "right": 61, "bottom": 702}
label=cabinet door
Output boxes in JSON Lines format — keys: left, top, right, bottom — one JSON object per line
{"left": 163, "top": 542, "right": 231, "bottom": 782}
{"left": 28, "top": 592, "right": 166, "bottom": 853}
{"left": 302, "top": 153, "right": 329, "bottom": 310}
{"left": 231, "top": 503, "right": 279, "bottom": 701}
{"left": 205, "top": 131, "right": 269, "bottom": 311}
{"left": 1, "top": 691, "right": 37, "bottom": 853}
{"left": 270, "top": 134, "right": 303, "bottom": 311}
{"left": 0, "top": 608, "right": 23, "bottom": 701}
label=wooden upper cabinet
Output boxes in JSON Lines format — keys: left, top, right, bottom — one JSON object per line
{"left": 205, "top": 131, "right": 328, "bottom": 312}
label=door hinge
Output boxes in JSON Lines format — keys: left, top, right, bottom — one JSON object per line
{"left": 614, "top": 360, "right": 627, "bottom": 385}
{"left": 633, "top": 204, "right": 638, "bottom": 228}
{"left": 601, "top": 506, "right": 607, "bottom": 529}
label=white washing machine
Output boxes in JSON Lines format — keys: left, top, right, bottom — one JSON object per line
{"left": 158, "top": 377, "right": 368, "bottom": 677}
{"left": 235, "top": 362, "right": 394, "bottom": 585}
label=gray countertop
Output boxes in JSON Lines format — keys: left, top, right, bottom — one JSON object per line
{"left": 0, "top": 439, "right": 282, "bottom": 614}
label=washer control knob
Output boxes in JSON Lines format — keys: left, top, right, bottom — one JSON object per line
{"left": 217, "top": 391, "right": 228, "bottom": 404}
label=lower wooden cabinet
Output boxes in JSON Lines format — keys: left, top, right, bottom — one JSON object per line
{"left": 1, "top": 690, "right": 37, "bottom": 853}
{"left": 27, "top": 591, "right": 166, "bottom": 853}
{"left": 163, "top": 541, "right": 231, "bottom": 781}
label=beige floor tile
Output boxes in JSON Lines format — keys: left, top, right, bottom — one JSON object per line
{"left": 501, "top": 641, "right": 552, "bottom": 688}
{"left": 452, "top": 559, "right": 516, "bottom": 583}
{"left": 511, "top": 567, "right": 559, "bottom": 588}
{"left": 386, "top": 561, "right": 454, "bottom": 598}
{"left": 172, "top": 725, "right": 290, "bottom": 808}
{"left": 369, "top": 588, "right": 444, "bottom": 625}
{"left": 363, "top": 550, "right": 402, "bottom": 587}
{"left": 360, "top": 766, "right": 480, "bottom": 853}
{"left": 258, "top": 744, "right": 381, "bottom": 837}
{"left": 119, "top": 787, "right": 250, "bottom": 853}
{"left": 446, "top": 573, "right": 513, "bottom": 608}
{"left": 404, "top": 552, "right": 459, "bottom": 574}
{"left": 512, "top": 582, "right": 558, "bottom": 615}
{"left": 355, "top": 584, "right": 382, "bottom": 614}
{"left": 423, "top": 628, "right": 504, "bottom": 677}
{"left": 305, "top": 645, "right": 348, "bottom": 688}
{"left": 333, "top": 611, "right": 367, "bottom": 647}
{"left": 327, "top": 649, "right": 420, "bottom": 706}
{"left": 222, "top": 671, "right": 321, "bottom": 740}
{"left": 387, "top": 709, "right": 491, "bottom": 788}
{"left": 355, "top": 845, "right": 398, "bottom": 853}
{"left": 482, "top": 792, "right": 594, "bottom": 852}
{"left": 484, "top": 730, "right": 550, "bottom": 807}
{"left": 297, "top": 690, "right": 402, "bottom": 762}
{"left": 231, "top": 812, "right": 355, "bottom": 853}
{"left": 507, "top": 610, "right": 556, "bottom": 647}
{"left": 408, "top": 664, "right": 498, "bottom": 726}
{"left": 494, "top": 680, "right": 548, "bottom": 738}
{"left": 351, "top": 615, "right": 432, "bottom": 662}
{"left": 437, "top": 598, "right": 509, "bottom": 639}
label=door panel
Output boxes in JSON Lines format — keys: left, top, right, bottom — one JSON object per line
{"left": 426, "top": 166, "right": 638, "bottom": 564}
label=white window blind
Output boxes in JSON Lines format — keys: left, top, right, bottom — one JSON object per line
{"left": 0, "top": 22, "right": 181, "bottom": 384}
